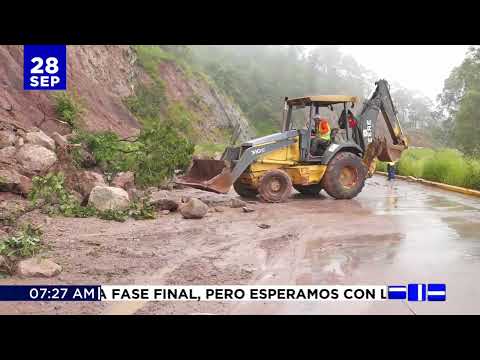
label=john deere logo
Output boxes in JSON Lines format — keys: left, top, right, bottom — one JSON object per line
{"left": 251, "top": 148, "right": 266, "bottom": 155}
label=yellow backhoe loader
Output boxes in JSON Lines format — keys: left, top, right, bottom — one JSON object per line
{"left": 177, "top": 79, "right": 408, "bottom": 202}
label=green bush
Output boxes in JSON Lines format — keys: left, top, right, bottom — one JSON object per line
{"left": 71, "top": 131, "right": 135, "bottom": 177}
{"left": 396, "top": 148, "right": 435, "bottom": 178}
{"left": 422, "top": 149, "right": 470, "bottom": 187}
{"left": 133, "top": 122, "right": 194, "bottom": 187}
{"left": 195, "top": 143, "right": 226, "bottom": 157}
{"left": 52, "top": 91, "right": 84, "bottom": 128}
{"left": 376, "top": 147, "right": 480, "bottom": 191}
{"left": 124, "top": 82, "right": 166, "bottom": 123}
{"left": 0, "top": 224, "right": 42, "bottom": 259}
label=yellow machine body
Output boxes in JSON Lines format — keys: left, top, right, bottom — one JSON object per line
{"left": 236, "top": 136, "right": 327, "bottom": 189}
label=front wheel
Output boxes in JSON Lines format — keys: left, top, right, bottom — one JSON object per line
{"left": 321, "top": 152, "right": 367, "bottom": 199}
{"left": 258, "top": 169, "right": 292, "bottom": 203}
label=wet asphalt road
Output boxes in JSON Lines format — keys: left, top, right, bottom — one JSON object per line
{"left": 234, "top": 175, "right": 480, "bottom": 315}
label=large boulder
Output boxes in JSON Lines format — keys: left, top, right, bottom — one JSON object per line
{"left": 0, "top": 168, "right": 32, "bottom": 195}
{"left": 25, "top": 130, "right": 55, "bottom": 151}
{"left": 111, "top": 171, "right": 135, "bottom": 190}
{"left": 75, "top": 170, "right": 106, "bottom": 199}
{"left": 0, "top": 146, "right": 16, "bottom": 165}
{"left": 0, "top": 130, "right": 15, "bottom": 148}
{"left": 88, "top": 186, "right": 130, "bottom": 211}
{"left": 180, "top": 198, "right": 208, "bottom": 219}
{"left": 16, "top": 258, "right": 62, "bottom": 278}
{"left": 16, "top": 144, "right": 57, "bottom": 173}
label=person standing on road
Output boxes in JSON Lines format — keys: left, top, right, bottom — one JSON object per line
{"left": 387, "top": 161, "right": 396, "bottom": 181}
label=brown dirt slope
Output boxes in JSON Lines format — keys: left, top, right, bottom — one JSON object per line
{"left": 0, "top": 45, "right": 254, "bottom": 142}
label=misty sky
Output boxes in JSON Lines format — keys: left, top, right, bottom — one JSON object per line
{"left": 340, "top": 45, "right": 470, "bottom": 102}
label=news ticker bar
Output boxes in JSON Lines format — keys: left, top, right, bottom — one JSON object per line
{"left": 0, "top": 284, "right": 446, "bottom": 302}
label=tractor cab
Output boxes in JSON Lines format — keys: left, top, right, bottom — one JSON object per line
{"left": 283, "top": 95, "right": 359, "bottom": 161}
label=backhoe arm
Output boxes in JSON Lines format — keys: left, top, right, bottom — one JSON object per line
{"left": 354, "top": 79, "right": 408, "bottom": 174}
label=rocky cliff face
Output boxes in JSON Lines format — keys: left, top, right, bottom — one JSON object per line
{"left": 0, "top": 45, "right": 253, "bottom": 141}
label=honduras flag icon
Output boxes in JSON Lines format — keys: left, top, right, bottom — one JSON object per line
{"left": 408, "top": 284, "right": 426, "bottom": 301}
{"left": 388, "top": 285, "right": 407, "bottom": 300}
{"left": 427, "top": 284, "right": 446, "bottom": 301}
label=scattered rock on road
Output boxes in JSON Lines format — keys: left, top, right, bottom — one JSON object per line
{"left": 88, "top": 186, "right": 130, "bottom": 211}
{"left": 161, "top": 210, "right": 170, "bottom": 215}
{"left": 242, "top": 206, "right": 255, "bottom": 213}
{"left": 149, "top": 191, "right": 179, "bottom": 211}
{"left": 180, "top": 198, "right": 208, "bottom": 219}
{"left": 16, "top": 258, "right": 62, "bottom": 278}
{"left": 258, "top": 224, "right": 271, "bottom": 229}
{"left": 16, "top": 144, "right": 57, "bottom": 173}
{"left": 231, "top": 198, "right": 247, "bottom": 208}
{"left": 25, "top": 130, "right": 56, "bottom": 151}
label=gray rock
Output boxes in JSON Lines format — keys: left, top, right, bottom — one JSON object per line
{"left": 16, "top": 144, "right": 57, "bottom": 173}
{"left": 51, "top": 132, "right": 68, "bottom": 147}
{"left": 25, "top": 130, "right": 55, "bottom": 151}
{"left": 16, "top": 258, "right": 62, "bottom": 278}
{"left": 180, "top": 198, "right": 208, "bottom": 219}
{"left": 0, "top": 168, "right": 32, "bottom": 195}
{"left": 242, "top": 206, "right": 255, "bottom": 213}
{"left": 0, "top": 130, "right": 16, "bottom": 148}
{"left": 161, "top": 210, "right": 170, "bottom": 215}
{"left": 0, "top": 146, "right": 16, "bottom": 164}
{"left": 88, "top": 186, "right": 130, "bottom": 211}
{"left": 231, "top": 198, "right": 247, "bottom": 208}
{"left": 111, "top": 171, "right": 135, "bottom": 190}
{"left": 149, "top": 190, "right": 179, "bottom": 211}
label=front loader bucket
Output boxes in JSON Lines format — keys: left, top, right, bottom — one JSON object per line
{"left": 175, "top": 159, "right": 234, "bottom": 194}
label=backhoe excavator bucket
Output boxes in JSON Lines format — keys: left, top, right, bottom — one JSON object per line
{"left": 376, "top": 133, "right": 408, "bottom": 163}
{"left": 175, "top": 159, "right": 234, "bottom": 194}
{"left": 375, "top": 113, "right": 408, "bottom": 163}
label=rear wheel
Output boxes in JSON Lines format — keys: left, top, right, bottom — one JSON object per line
{"left": 293, "top": 184, "right": 323, "bottom": 195}
{"left": 258, "top": 169, "right": 292, "bottom": 203}
{"left": 321, "top": 152, "right": 367, "bottom": 199}
{"left": 233, "top": 180, "right": 258, "bottom": 198}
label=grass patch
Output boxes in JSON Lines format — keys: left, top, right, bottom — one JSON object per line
{"left": 52, "top": 91, "right": 84, "bottom": 128}
{"left": 0, "top": 224, "right": 42, "bottom": 259}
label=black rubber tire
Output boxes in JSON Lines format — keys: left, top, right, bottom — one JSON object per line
{"left": 321, "top": 152, "right": 367, "bottom": 199}
{"left": 293, "top": 184, "right": 323, "bottom": 195}
{"left": 258, "top": 169, "right": 292, "bottom": 203}
{"left": 233, "top": 180, "right": 258, "bottom": 198}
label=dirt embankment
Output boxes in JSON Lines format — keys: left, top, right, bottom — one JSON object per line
{"left": 0, "top": 45, "right": 140, "bottom": 138}
{"left": 0, "top": 45, "right": 254, "bottom": 142}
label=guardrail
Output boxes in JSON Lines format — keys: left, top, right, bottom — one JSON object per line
{"left": 375, "top": 171, "right": 480, "bottom": 198}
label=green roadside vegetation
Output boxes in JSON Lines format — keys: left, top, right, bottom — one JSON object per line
{"left": 377, "top": 148, "right": 480, "bottom": 191}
